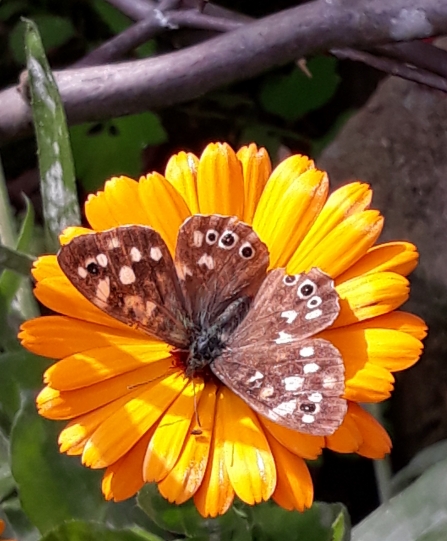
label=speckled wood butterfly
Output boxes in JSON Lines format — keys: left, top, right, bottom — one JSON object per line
{"left": 58, "top": 215, "right": 347, "bottom": 435}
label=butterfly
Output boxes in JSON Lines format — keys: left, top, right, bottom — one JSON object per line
{"left": 57, "top": 215, "right": 347, "bottom": 436}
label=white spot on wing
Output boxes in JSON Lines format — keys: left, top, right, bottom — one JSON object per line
{"left": 273, "top": 399, "right": 297, "bottom": 416}
{"left": 150, "top": 247, "right": 163, "bottom": 261}
{"left": 281, "top": 310, "right": 298, "bottom": 324}
{"left": 77, "top": 266, "right": 87, "bottom": 278}
{"left": 248, "top": 371, "right": 264, "bottom": 383}
{"left": 284, "top": 376, "right": 304, "bottom": 391}
{"left": 308, "top": 392, "right": 323, "bottom": 403}
{"left": 130, "top": 247, "right": 142, "bottom": 262}
{"left": 96, "top": 253, "right": 108, "bottom": 267}
{"left": 299, "top": 346, "right": 314, "bottom": 358}
{"left": 119, "top": 265, "right": 136, "bottom": 284}
{"left": 176, "top": 264, "right": 193, "bottom": 280}
{"left": 275, "top": 331, "right": 294, "bottom": 344}
{"left": 304, "top": 362, "right": 319, "bottom": 374}
{"left": 197, "top": 254, "right": 214, "bottom": 270}
{"left": 302, "top": 414, "right": 315, "bottom": 424}
{"left": 108, "top": 237, "right": 120, "bottom": 249}
{"left": 193, "top": 230, "right": 204, "bottom": 247}
{"left": 305, "top": 308, "right": 323, "bottom": 320}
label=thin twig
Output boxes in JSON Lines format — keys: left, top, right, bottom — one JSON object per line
{"left": 331, "top": 47, "right": 447, "bottom": 93}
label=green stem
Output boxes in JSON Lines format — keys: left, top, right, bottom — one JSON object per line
{"left": 0, "top": 153, "right": 39, "bottom": 321}
{"left": 365, "top": 402, "right": 393, "bottom": 503}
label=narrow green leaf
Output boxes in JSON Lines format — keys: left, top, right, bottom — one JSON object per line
{"left": 352, "top": 456, "right": 447, "bottom": 541}
{"left": 0, "top": 245, "right": 34, "bottom": 278}
{"left": 10, "top": 395, "right": 107, "bottom": 534}
{"left": 24, "top": 18, "right": 81, "bottom": 252}
{"left": 0, "top": 196, "right": 35, "bottom": 292}
{"left": 0, "top": 428, "right": 14, "bottom": 501}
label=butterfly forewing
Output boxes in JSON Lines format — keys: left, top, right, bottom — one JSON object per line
{"left": 57, "top": 226, "right": 189, "bottom": 347}
{"left": 175, "top": 215, "right": 269, "bottom": 325}
{"left": 212, "top": 338, "right": 347, "bottom": 435}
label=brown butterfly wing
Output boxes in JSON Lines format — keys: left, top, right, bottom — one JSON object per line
{"left": 175, "top": 215, "right": 269, "bottom": 325}
{"left": 212, "top": 267, "right": 346, "bottom": 435}
{"left": 57, "top": 226, "right": 189, "bottom": 347}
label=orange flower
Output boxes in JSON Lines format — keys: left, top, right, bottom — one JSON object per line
{"left": 0, "top": 519, "right": 14, "bottom": 541}
{"left": 20, "top": 143, "right": 426, "bottom": 517}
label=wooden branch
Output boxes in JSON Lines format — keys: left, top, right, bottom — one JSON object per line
{"left": 1, "top": 0, "right": 447, "bottom": 145}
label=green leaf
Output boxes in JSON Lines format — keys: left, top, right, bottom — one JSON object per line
{"left": 70, "top": 113, "right": 167, "bottom": 192}
{"left": 250, "top": 501, "right": 349, "bottom": 541}
{"left": 40, "top": 520, "right": 162, "bottom": 541}
{"left": 11, "top": 396, "right": 108, "bottom": 534}
{"left": 10, "top": 14, "right": 76, "bottom": 65}
{"left": 259, "top": 56, "right": 340, "bottom": 121}
{"left": 138, "top": 485, "right": 250, "bottom": 540}
{"left": 138, "top": 485, "right": 349, "bottom": 541}
{"left": 91, "top": 0, "right": 132, "bottom": 35}
{"left": 0, "top": 245, "right": 34, "bottom": 277}
{"left": 0, "top": 428, "right": 14, "bottom": 501}
{"left": 390, "top": 439, "right": 447, "bottom": 495}
{"left": 352, "top": 456, "right": 447, "bottom": 541}
{"left": 24, "top": 18, "right": 81, "bottom": 252}
{"left": 0, "top": 349, "right": 51, "bottom": 425}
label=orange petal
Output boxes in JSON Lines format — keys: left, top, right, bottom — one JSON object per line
{"left": 144, "top": 379, "right": 204, "bottom": 483}
{"left": 45, "top": 344, "right": 171, "bottom": 391}
{"left": 325, "top": 402, "right": 363, "bottom": 453}
{"left": 20, "top": 315, "right": 166, "bottom": 361}
{"left": 194, "top": 387, "right": 234, "bottom": 517}
{"left": 337, "top": 242, "right": 419, "bottom": 283}
{"left": 59, "top": 393, "right": 144, "bottom": 455}
{"left": 349, "top": 403, "right": 391, "bottom": 458}
{"left": 237, "top": 144, "right": 271, "bottom": 224}
{"left": 82, "top": 371, "right": 188, "bottom": 468}
{"left": 102, "top": 429, "right": 153, "bottom": 501}
{"left": 260, "top": 416, "right": 324, "bottom": 460}
{"left": 165, "top": 151, "right": 200, "bottom": 214}
{"left": 196, "top": 143, "right": 244, "bottom": 218}
{"left": 320, "top": 326, "right": 424, "bottom": 402}
{"left": 60, "top": 226, "right": 94, "bottom": 245}
{"left": 288, "top": 210, "right": 384, "bottom": 277}
{"left": 85, "top": 176, "right": 152, "bottom": 230}
{"left": 158, "top": 382, "right": 218, "bottom": 504}
{"left": 37, "top": 359, "right": 175, "bottom": 419}
{"left": 253, "top": 157, "right": 328, "bottom": 268}
{"left": 139, "top": 172, "right": 191, "bottom": 254}
{"left": 351, "top": 311, "right": 427, "bottom": 340}
{"left": 30, "top": 259, "right": 133, "bottom": 330}
{"left": 288, "top": 182, "right": 372, "bottom": 270}
{"left": 220, "top": 388, "right": 276, "bottom": 505}
{"left": 333, "top": 272, "right": 409, "bottom": 328}
{"left": 267, "top": 433, "right": 313, "bottom": 511}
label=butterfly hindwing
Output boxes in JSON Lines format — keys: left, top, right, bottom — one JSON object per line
{"left": 175, "top": 215, "right": 269, "bottom": 324}
{"left": 212, "top": 338, "right": 347, "bottom": 435}
{"left": 211, "top": 266, "right": 346, "bottom": 435}
{"left": 57, "top": 226, "right": 189, "bottom": 347}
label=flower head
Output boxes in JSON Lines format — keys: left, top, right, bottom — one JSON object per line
{"left": 20, "top": 142, "right": 426, "bottom": 517}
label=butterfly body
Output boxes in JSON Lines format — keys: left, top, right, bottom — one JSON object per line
{"left": 58, "top": 215, "right": 347, "bottom": 436}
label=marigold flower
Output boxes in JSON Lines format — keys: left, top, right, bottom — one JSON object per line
{"left": 20, "top": 142, "right": 426, "bottom": 517}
